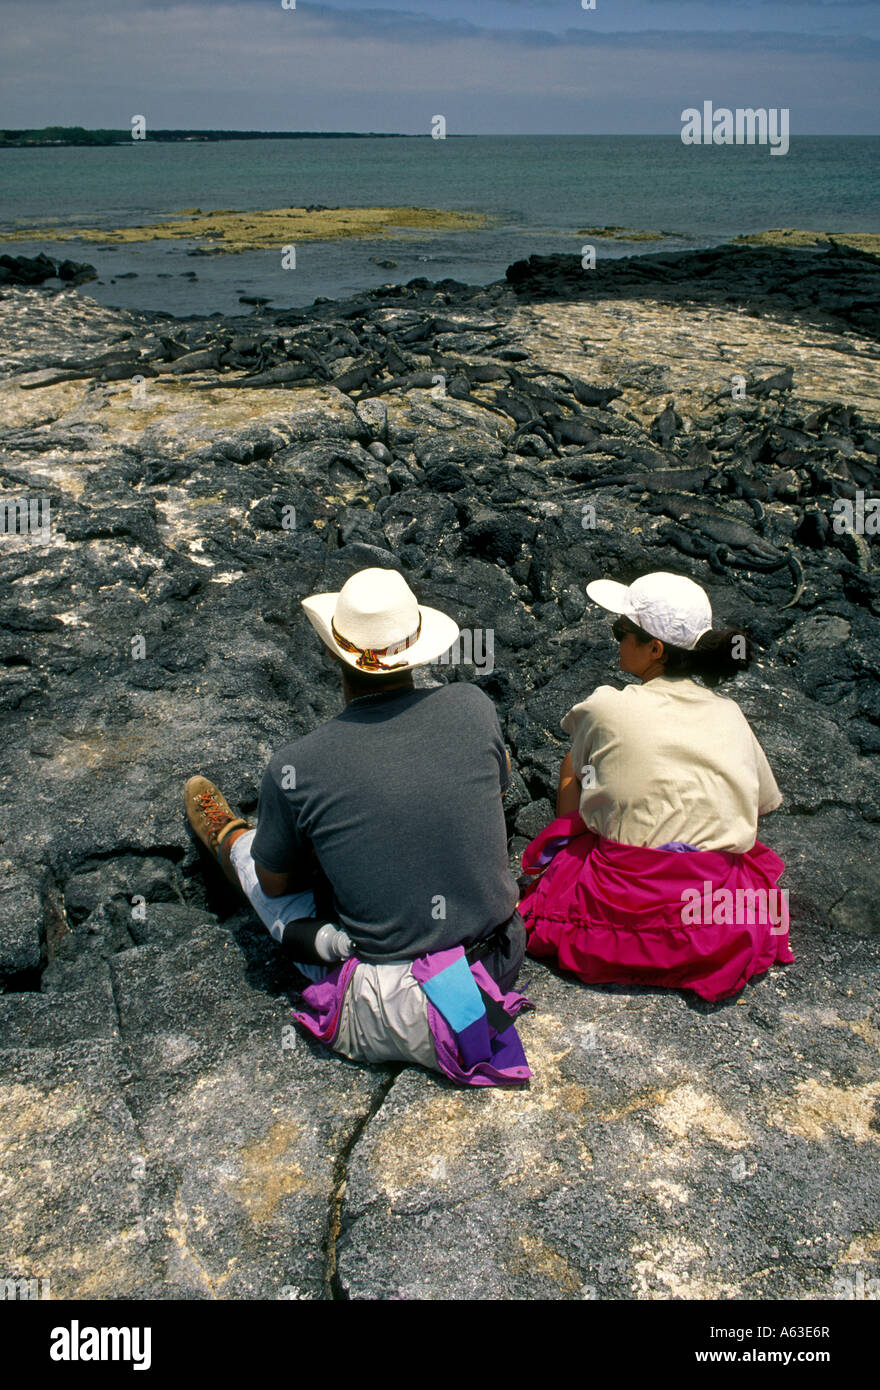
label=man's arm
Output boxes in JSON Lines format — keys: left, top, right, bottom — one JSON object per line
{"left": 251, "top": 763, "right": 315, "bottom": 897}
{"left": 256, "top": 864, "right": 300, "bottom": 898}
{"left": 256, "top": 842, "right": 320, "bottom": 899}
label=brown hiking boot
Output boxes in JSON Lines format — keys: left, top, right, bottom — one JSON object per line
{"left": 185, "top": 776, "right": 250, "bottom": 867}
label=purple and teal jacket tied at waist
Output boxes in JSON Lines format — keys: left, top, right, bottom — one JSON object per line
{"left": 291, "top": 946, "right": 533, "bottom": 1086}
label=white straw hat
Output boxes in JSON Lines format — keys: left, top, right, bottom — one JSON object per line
{"left": 301, "top": 568, "right": 461, "bottom": 674}
{"left": 586, "top": 571, "right": 713, "bottom": 650}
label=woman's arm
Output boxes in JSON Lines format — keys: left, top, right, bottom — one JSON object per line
{"left": 556, "top": 751, "right": 581, "bottom": 817}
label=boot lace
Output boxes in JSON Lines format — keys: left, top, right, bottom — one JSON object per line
{"left": 196, "top": 791, "right": 231, "bottom": 836}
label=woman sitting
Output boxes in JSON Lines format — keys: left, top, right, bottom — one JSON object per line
{"left": 519, "top": 571, "right": 794, "bottom": 1002}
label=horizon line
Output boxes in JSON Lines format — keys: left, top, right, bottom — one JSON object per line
{"left": 3, "top": 128, "right": 880, "bottom": 139}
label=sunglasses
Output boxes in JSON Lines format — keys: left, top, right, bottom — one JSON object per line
{"left": 612, "top": 617, "right": 638, "bottom": 641}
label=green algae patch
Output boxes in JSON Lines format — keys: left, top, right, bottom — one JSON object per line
{"left": 732, "top": 229, "right": 880, "bottom": 256}
{"left": 0, "top": 205, "right": 488, "bottom": 253}
{"left": 577, "top": 225, "right": 668, "bottom": 242}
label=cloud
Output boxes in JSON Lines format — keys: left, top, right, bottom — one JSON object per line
{"left": 1, "top": 0, "right": 878, "bottom": 131}
{"left": 187, "top": 2, "right": 880, "bottom": 54}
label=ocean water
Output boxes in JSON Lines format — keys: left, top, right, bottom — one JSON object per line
{"left": 1, "top": 135, "right": 878, "bottom": 317}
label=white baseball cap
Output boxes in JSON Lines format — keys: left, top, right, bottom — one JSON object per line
{"left": 586, "top": 571, "right": 713, "bottom": 650}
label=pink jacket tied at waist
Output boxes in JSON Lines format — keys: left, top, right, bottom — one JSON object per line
{"left": 519, "top": 813, "right": 794, "bottom": 1002}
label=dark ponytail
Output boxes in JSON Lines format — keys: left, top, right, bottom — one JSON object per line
{"left": 661, "top": 627, "right": 752, "bottom": 687}
{"left": 614, "top": 617, "right": 750, "bottom": 686}
{"left": 620, "top": 618, "right": 753, "bottom": 687}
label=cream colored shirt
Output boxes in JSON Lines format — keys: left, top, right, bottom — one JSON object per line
{"left": 561, "top": 675, "right": 782, "bottom": 853}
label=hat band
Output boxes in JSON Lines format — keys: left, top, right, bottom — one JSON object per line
{"left": 331, "top": 613, "right": 422, "bottom": 671}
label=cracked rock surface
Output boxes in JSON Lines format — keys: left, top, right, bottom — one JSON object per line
{"left": 1, "top": 245, "right": 878, "bottom": 1299}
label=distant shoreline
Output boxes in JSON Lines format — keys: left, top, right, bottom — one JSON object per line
{"left": 2, "top": 128, "right": 877, "bottom": 149}
{"left": 0, "top": 127, "right": 437, "bottom": 148}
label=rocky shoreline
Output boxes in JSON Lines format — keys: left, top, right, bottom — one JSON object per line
{"left": 1, "top": 243, "right": 878, "bottom": 1299}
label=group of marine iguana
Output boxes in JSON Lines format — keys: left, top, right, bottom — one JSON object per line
{"left": 10, "top": 242, "right": 880, "bottom": 617}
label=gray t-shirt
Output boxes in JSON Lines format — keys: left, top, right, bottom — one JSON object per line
{"left": 250, "top": 682, "right": 518, "bottom": 963}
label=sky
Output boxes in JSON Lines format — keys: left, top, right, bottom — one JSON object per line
{"left": 1, "top": 0, "right": 878, "bottom": 134}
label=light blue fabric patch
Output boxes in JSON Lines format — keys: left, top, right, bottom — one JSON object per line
{"left": 419, "top": 955, "right": 485, "bottom": 1033}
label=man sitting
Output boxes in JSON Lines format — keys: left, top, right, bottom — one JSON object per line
{"left": 185, "top": 567, "right": 530, "bottom": 1081}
